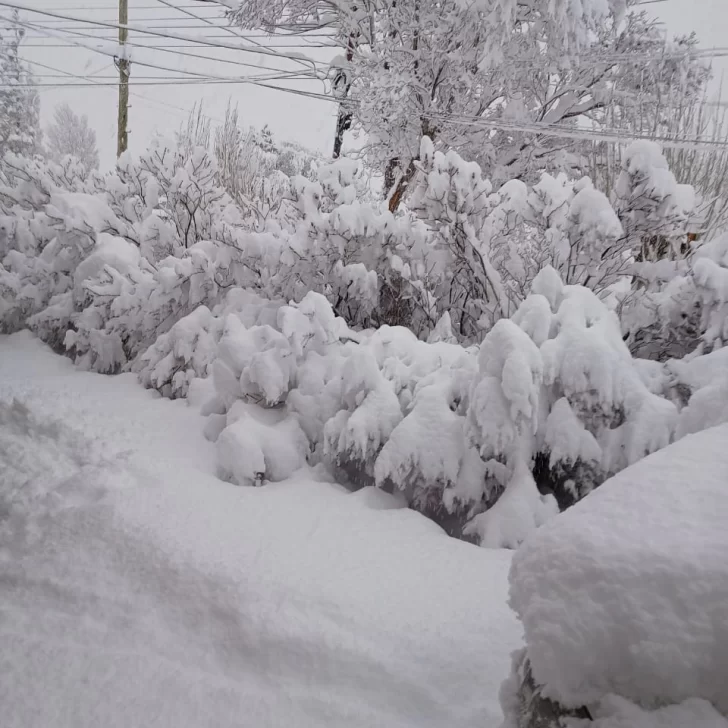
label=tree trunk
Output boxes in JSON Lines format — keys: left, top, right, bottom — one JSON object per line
{"left": 387, "top": 158, "right": 418, "bottom": 213}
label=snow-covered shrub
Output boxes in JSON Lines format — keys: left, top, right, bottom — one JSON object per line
{"left": 0, "top": 141, "right": 255, "bottom": 367}
{"left": 63, "top": 239, "right": 228, "bottom": 373}
{"left": 672, "top": 348, "right": 728, "bottom": 437}
{"left": 134, "top": 140, "right": 240, "bottom": 253}
{"left": 614, "top": 140, "right": 696, "bottom": 262}
{"left": 135, "top": 288, "right": 282, "bottom": 399}
{"left": 616, "top": 236, "right": 728, "bottom": 442}
{"left": 407, "top": 138, "right": 634, "bottom": 340}
{"left": 692, "top": 233, "right": 728, "bottom": 348}
{"left": 187, "top": 269, "right": 679, "bottom": 548}
{"left": 0, "top": 153, "right": 112, "bottom": 338}
{"left": 620, "top": 233, "right": 728, "bottom": 362}
{"left": 455, "top": 267, "right": 675, "bottom": 546}
{"left": 503, "top": 423, "right": 728, "bottom": 726}
{"left": 194, "top": 291, "right": 359, "bottom": 486}
{"left": 372, "top": 267, "right": 677, "bottom": 548}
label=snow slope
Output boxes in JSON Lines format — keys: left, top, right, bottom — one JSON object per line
{"left": 0, "top": 331, "right": 521, "bottom": 728}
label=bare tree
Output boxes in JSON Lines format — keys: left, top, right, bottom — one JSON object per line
{"left": 46, "top": 103, "right": 99, "bottom": 173}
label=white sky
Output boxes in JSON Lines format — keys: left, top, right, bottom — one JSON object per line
{"left": 11, "top": 0, "right": 728, "bottom": 170}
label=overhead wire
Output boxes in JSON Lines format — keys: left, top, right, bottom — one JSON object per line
{"left": 0, "top": 1, "right": 322, "bottom": 70}
{"left": 6, "top": 0, "right": 728, "bottom": 74}
{"left": 3, "top": 46, "right": 233, "bottom": 125}
{"left": 8, "top": 14, "right": 321, "bottom": 80}
{"left": 152, "top": 0, "right": 321, "bottom": 72}
{"left": 422, "top": 108, "right": 728, "bottom": 151}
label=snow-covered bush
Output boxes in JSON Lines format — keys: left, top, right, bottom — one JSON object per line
{"left": 502, "top": 422, "right": 728, "bottom": 727}
{"left": 135, "top": 288, "right": 282, "bottom": 400}
{"left": 369, "top": 268, "right": 677, "bottom": 547}
{"left": 460, "top": 267, "right": 675, "bottom": 546}
{"left": 193, "top": 291, "right": 358, "bottom": 486}
{"left": 172, "top": 267, "right": 682, "bottom": 548}
{"left": 2, "top": 134, "right": 724, "bottom": 550}
{"left": 0, "top": 144, "right": 243, "bottom": 365}
{"left": 620, "top": 232, "right": 728, "bottom": 363}
{"left": 692, "top": 233, "right": 728, "bottom": 349}
{"left": 61, "top": 238, "right": 231, "bottom": 373}
{"left": 0, "top": 153, "right": 107, "bottom": 339}
{"left": 614, "top": 140, "right": 696, "bottom": 262}
{"left": 407, "top": 138, "right": 634, "bottom": 340}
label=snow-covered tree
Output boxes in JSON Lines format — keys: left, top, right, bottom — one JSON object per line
{"left": 227, "top": 0, "right": 706, "bottom": 213}
{"left": 46, "top": 103, "right": 99, "bottom": 174}
{"left": 0, "top": 12, "right": 41, "bottom": 158}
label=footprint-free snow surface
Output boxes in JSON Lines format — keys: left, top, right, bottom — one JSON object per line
{"left": 0, "top": 332, "right": 521, "bottom": 728}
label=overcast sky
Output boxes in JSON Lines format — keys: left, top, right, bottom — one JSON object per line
{"left": 13, "top": 0, "right": 728, "bottom": 170}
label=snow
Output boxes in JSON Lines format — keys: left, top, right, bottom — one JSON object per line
{"left": 509, "top": 423, "right": 728, "bottom": 715}
{"left": 0, "top": 331, "right": 521, "bottom": 728}
{"left": 567, "top": 695, "right": 728, "bottom": 728}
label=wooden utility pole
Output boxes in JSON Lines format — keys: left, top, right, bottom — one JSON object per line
{"left": 116, "top": 0, "right": 129, "bottom": 157}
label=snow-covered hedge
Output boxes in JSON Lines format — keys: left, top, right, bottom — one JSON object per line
{"left": 4, "top": 136, "right": 709, "bottom": 359}
{"left": 502, "top": 422, "right": 728, "bottom": 726}
{"left": 141, "top": 268, "right": 706, "bottom": 548}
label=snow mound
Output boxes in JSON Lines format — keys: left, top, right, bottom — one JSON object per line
{"left": 569, "top": 695, "right": 728, "bottom": 728}
{"left": 509, "top": 423, "right": 728, "bottom": 715}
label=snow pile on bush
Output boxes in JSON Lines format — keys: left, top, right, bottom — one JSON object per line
{"left": 458, "top": 266, "right": 676, "bottom": 546}
{"left": 503, "top": 423, "right": 728, "bottom": 724}
{"left": 135, "top": 288, "right": 283, "bottom": 399}
{"left": 151, "top": 266, "right": 685, "bottom": 548}
{"left": 615, "top": 140, "right": 696, "bottom": 262}
{"left": 0, "top": 146, "right": 243, "bottom": 362}
{"left": 621, "top": 233, "right": 728, "bottom": 361}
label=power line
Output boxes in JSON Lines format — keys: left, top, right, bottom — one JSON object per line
{"left": 35, "top": 18, "right": 230, "bottom": 24}
{"left": 152, "top": 0, "right": 317, "bottom": 72}
{"left": 0, "top": 78, "right": 337, "bottom": 100}
{"left": 7, "top": 15, "right": 318, "bottom": 81}
{"left": 7, "top": 1, "right": 728, "bottom": 73}
{"left": 4, "top": 49, "right": 724, "bottom": 151}
{"left": 19, "top": 43, "right": 332, "bottom": 48}
{"left": 423, "top": 109, "right": 728, "bottom": 152}
{"left": 20, "top": 25, "right": 332, "bottom": 31}
{"left": 0, "top": 78, "right": 317, "bottom": 87}
{"left": 0, "top": 1, "right": 322, "bottom": 70}
{"left": 31, "top": 4, "right": 224, "bottom": 8}
{"left": 21, "top": 73, "right": 318, "bottom": 81}
{"left": 4, "top": 45, "right": 232, "bottom": 126}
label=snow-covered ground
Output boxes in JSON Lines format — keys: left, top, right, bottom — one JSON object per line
{"left": 0, "top": 331, "right": 521, "bottom": 728}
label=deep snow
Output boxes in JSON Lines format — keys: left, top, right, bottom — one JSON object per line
{"left": 0, "top": 332, "right": 521, "bottom": 728}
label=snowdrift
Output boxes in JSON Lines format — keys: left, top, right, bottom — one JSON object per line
{"left": 507, "top": 422, "right": 728, "bottom": 721}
